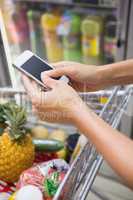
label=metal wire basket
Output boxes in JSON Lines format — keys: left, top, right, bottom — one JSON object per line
{"left": 0, "top": 86, "right": 132, "bottom": 200}
{"left": 54, "top": 86, "right": 133, "bottom": 200}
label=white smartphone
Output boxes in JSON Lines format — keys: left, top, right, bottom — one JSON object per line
{"left": 13, "top": 50, "right": 68, "bottom": 89}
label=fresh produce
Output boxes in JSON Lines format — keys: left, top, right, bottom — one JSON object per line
{"left": 56, "top": 148, "right": 67, "bottom": 160}
{"left": 0, "top": 103, "right": 9, "bottom": 134}
{"left": 31, "top": 125, "right": 48, "bottom": 139}
{"left": 35, "top": 152, "right": 57, "bottom": 163}
{"left": 0, "top": 103, "right": 35, "bottom": 182}
{"left": 17, "top": 159, "right": 69, "bottom": 199}
{"left": 8, "top": 192, "right": 16, "bottom": 200}
{"left": 33, "top": 139, "right": 64, "bottom": 152}
{"left": 49, "top": 129, "right": 67, "bottom": 142}
{"left": 49, "top": 129, "right": 68, "bottom": 159}
{"left": 15, "top": 185, "right": 43, "bottom": 200}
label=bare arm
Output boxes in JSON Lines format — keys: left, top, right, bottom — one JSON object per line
{"left": 24, "top": 60, "right": 133, "bottom": 188}
{"left": 73, "top": 104, "right": 133, "bottom": 188}
{"left": 46, "top": 59, "right": 133, "bottom": 91}
{"left": 97, "top": 59, "right": 133, "bottom": 89}
{"left": 71, "top": 103, "right": 133, "bottom": 189}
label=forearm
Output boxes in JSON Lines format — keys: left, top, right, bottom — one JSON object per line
{"left": 97, "top": 59, "right": 133, "bottom": 89}
{"left": 72, "top": 103, "right": 133, "bottom": 188}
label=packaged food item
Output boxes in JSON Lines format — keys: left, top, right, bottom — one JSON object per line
{"left": 81, "top": 15, "right": 103, "bottom": 65}
{"left": 71, "top": 135, "right": 88, "bottom": 162}
{"left": 104, "top": 14, "right": 117, "bottom": 63}
{"left": 15, "top": 185, "right": 43, "bottom": 200}
{"left": 61, "top": 11, "right": 81, "bottom": 62}
{"left": 66, "top": 133, "right": 80, "bottom": 162}
{"left": 17, "top": 159, "right": 69, "bottom": 199}
{"left": 27, "top": 10, "right": 44, "bottom": 58}
{"left": 41, "top": 13, "right": 63, "bottom": 62}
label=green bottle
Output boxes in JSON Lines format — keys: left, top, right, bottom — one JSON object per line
{"left": 81, "top": 16, "right": 103, "bottom": 65}
{"left": 27, "top": 10, "right": 44, "bottom": 58}
{"left": 62, "top": 11, "right": 81, "bottom": 62}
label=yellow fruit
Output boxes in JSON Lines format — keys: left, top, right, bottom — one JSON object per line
{"left": 31, "top": 126, "right": 48, "bottom": 139}
{"left": 8, "top": 192, "right": 17, "bottom": 200}
{"left": 0, "top": 133, "right": 35, "bottom": 182}
{"left": 56, "top": 148, "right": 67, "bottom": 160}
{"left": 49, "top": 129, "right": 67, "bottom": 142}
{"left": 0, "top": 103, "right": 35, "bottom": 182}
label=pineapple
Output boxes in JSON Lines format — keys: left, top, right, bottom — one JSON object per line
{"left": 0, "top": 103, "right": 35, "bottom": 182}
{"left": 0, "top": 104, "right": 8, "bottom": 134}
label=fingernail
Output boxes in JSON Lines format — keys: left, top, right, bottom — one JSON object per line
{"left": 41, "top": 72, "right": 45, "bottom": 80}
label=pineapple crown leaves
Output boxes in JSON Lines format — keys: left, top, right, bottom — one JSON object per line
{"left": 2, "top": 102, "right": 28, "bottom": 140}
{"left": 0, "top": 104, "right": 8, "bottom": 123}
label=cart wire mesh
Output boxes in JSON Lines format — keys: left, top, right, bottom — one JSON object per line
{"left": 0, "top": 86, "right": 132, "bottom": 200}
{"left": 54, "top": 86, "right": 133, "bottom": 200}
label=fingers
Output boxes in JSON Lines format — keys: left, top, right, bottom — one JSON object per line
{"left": 41, "top": 73, "right": 59, "bottom": 88}
{"left": 42, "top": 67, "right": 68, "bottom": 79}
{"left": 22, "top": 75, "right": 41, "bottom": 105}
{"left": 22, "top": 75, "right": 33, "bottom": 94}
{"left": 52, "top": 61, "right": 68, "bottom": 69}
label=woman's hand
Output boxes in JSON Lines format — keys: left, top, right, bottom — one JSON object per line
{"left": 45, "top": 61, "right": 102, "bottom": 92}
{"left": 22, "top": 74, "right": 84, "bottom": 123}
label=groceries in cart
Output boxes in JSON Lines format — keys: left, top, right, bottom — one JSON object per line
{"left": 8, "top": 159, "right": 69, "bottom": 200}
{"left": 0, "top": 101, "right": 79, "bottom": 199}
{"left": 17, "top": 159, "right": 69, "bottom": 200}
{"left": 9, "top": 185, "right": 43, "bottom": 200}
{"left": 0, "top": 102, "right": 35, "bottom": 183}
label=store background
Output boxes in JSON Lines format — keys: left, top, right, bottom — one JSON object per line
{"left": 0, "top": 0, "right": 133, "bottom": 199}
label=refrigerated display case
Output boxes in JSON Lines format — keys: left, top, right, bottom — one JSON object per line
{"left": 0, "top": 10, "right": 13, "bottom": 87}
{"left": 0, "top": 0, "right": 128, "bottom": 64}
{"left": 1, "top": 0, "right": 133, "bottom": 91}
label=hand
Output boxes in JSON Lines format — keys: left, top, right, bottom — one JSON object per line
{"left": 22, "top": 74, "right": 84, "bottom": 124}
{"left": 45, "top": 61, "right": 102, "bottom": 92}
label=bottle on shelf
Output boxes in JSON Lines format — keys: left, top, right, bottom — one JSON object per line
{"left": 27, "top": 10, "right": 45, "bottom": 58}
{"left": 104, "top": 14, "right": 117, "bottom": 63}
{"left": 61, "top": 11, "right": 81, "bottom": 62}
{"left": 81, "top": 15, "right": 103, "bottom": 65}
{"left": 41, "top": 12, "right": 63, "bottom": 62}
{"left": 7, "top": 3, "right": 30, "bottom": 58}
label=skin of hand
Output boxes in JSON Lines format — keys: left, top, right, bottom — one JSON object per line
{"left": 23, "top": 71, "right": 133, "bottom": 188}
{"left": 73, "top": 105, "right": 133, "bottom": 189}
{"left": 22, "top": 59, "right": 133, "bottom": 189}
{"left": 22, "top": 74, "right": 83, "bottom": 123}
{"left": 46, "top": 59, "right": 133, "bottom": 92}
{"left": 46, "top": 61, "right": 102, "bottom": 92}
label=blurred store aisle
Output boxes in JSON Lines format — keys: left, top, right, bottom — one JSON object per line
{"left": 88, "top": 161, "right": 133, "bottom": 200}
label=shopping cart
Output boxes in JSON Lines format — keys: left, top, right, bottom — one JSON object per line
{"left": 54, "top": 86, "right": 133, "bottom": 200}
{"left": 0, "top": 86, "right": 132, "bottom": 200}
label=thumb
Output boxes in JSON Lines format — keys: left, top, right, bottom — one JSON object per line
{"left": 41, "top": 73, "right": 58, "bottom": 88}
{"left": 43, "top": 67, "right": 68, "bottom": 79}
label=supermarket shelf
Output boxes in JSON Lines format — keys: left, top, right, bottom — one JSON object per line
{"left": 14, "top": 0, "right": 117, "bottom": 10}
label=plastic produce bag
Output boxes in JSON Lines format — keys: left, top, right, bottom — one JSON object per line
{"left": 17, "top": 159, "right": 69, "bottom": 199}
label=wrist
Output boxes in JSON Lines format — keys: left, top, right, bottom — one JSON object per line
{"left": 70, "top": 99, "right": 90, "bottom": 126}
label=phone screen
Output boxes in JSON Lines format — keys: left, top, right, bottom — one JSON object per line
{"left": 21, "top": 55, "right": 57, "bottom": 82}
